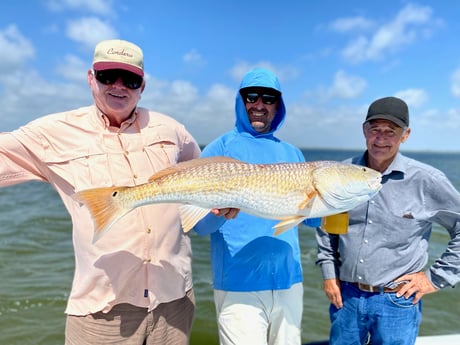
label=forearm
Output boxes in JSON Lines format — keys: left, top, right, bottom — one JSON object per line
{"left": 315, "top": 228, "right": 341, "bottom": 279}
{"left": 0, "top": 133, "right": 46, "bottom": 186}
{"left": 427, "top": 224, "right": 460, "bottom": 288}
{"left": 193, "top": 212, "right": 226, "bottom": 236}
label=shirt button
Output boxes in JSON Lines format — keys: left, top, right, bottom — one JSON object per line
{"left": 368, "top": 220, "right": 373, "bottom": 224}
{"left": 146, "top": 228, "right": 151, "bottom": 234}
{"left": 364, "top": 239, "right": 369, "bottom": 244}
{"left": 370, "top": 200, "right": 375, "bottom": 204}
{"left": 358, "top": 276, "right": 362, "bottom": 280}
{"left": 359, "top": 259, "right": 364, "bottom": 263}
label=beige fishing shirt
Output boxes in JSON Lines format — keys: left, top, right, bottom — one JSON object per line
{"left": 0, "top": 105, "right": 201, "bottom": 315}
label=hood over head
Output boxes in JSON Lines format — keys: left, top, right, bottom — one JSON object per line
{"left": 235, "top": 68, "right": 286, "bottom": 137}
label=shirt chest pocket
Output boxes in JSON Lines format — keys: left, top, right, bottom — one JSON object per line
{"left": 69, "top": 145, "right": 179, "bottom": 190}
{"left": 142, "top": 137, "right": 179, "bottom": 173}
{"left": 47, "top": 152, "right": 117, "bottom": 191}
{"left": 44, "top": 127, "right": 182, "bottom": 191}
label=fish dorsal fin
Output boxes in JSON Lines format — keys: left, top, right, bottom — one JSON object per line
{"left": 273, "top": 216, "right": 307, "bottom": 236}
{"left": 178, "top": 204, "right": 213, "bottom": 232}
{"left": 148, "top": 156, "right": 242, "bottom": 183}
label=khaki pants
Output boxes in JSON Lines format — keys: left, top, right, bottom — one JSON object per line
{"left": 214, "top": 283, "right": 303, "bottom": 345}
{"left": 65, "top": 289, "right": 195, "bottom": 345}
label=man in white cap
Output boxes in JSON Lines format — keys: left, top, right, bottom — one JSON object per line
{"left": 316, "top": 96, "right": 460, "bottom": 345}
{"left": 0, "top": 39, "right": 235, "bottom": 344}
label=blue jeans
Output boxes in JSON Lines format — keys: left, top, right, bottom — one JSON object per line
{"left": 329, "top": 282, "right": 422, "bottom": 345}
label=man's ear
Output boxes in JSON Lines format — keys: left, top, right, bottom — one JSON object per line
{"left": 401, "top": 127, "right": 411, "bottom": 143}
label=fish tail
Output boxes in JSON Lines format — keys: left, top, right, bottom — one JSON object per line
{"left": 75, "top": 186, "right": 130, "bottom": 242}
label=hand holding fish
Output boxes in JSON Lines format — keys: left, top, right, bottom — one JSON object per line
{"left": 211, "top": 208, "right": 240, "bottom": 219}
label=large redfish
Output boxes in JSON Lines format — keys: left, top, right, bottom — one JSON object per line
{"left": 75, "top": 156, "right": 381, "bottom": 242}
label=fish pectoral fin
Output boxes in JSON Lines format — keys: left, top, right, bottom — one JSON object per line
{"left": 178, "top": 205, "right": 212, "bottom": 232}
{"left": 297, "top": 190, "right": 318, "bottom": 210}
{"left": 273, "top": 216, "right": 307, "bottom": 236}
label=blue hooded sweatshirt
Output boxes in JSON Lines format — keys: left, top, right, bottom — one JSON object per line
{"left": 194, "top": 68, "right": 307, "bottom": 291}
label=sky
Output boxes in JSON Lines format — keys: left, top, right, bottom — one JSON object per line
{"left": 1, "top": 0, "right": 459, "bottom": 152}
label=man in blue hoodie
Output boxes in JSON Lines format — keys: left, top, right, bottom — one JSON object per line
{"left": 194, "top": 68, "right": 317, "bottom": 345}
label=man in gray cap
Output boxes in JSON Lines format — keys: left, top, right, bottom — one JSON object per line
{"left": 315, "top": 96, "right": 460, "bottom": 345}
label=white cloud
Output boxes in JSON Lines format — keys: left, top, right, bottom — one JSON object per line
{"left": 326, "top": 70, "right": 367, "bottom": 99}
{"left": 394, "top": 88, "right": 428, "bottom": 108}
{"left": 169, "top": 80, "right": 199, "bottom": 104}
{"left": 46, "top": 0, "right": 115, "bottom": 15}
{"left": 188, "top": 84, "right": 235, "bottom": 142}
{"left": 0, "top": 69, "right": 91, "bottom": 130}
{"left": 229, "top": 62, "right": 300, "bottom": 86}
{"left": 0, "top": 25, "right": 35, "bottom": 74}
{"left": 446, "top": 108, "right": 460, "bottom": 129}
{"left": 138, "top": 80, "right": 235, "bottom": 145}
{"left": 230, "top": 61, "right": 278, "bottom": 82}
{"left": 56, "top": 54, "right": 90, "bottom": 82}
{"left": 139, "top": 78, "right": 199, "bottom": 115}
{"left": 329, "top": 16, "right": 374, "bottom": 33}
{"left": 183, "top": 49, "right": 205, "bottom": 65}
{"left": 450, "top": 69, "right": 460, "bottom": 98}
{"left": 341, "top": 4, "right": 436, "bottom": 63}
{"left": 66, "top": 17, "right": 118, "bottom": 49}
{"left": 279, "top": 102, "right": 366, "bottom": 150}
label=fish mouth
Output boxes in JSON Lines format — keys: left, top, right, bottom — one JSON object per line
{"left": 370, "top": 179, "right": 382, "bottom": 189}
{"left": 368, "top": 173, "right": 382, "bottom": 190}
{"left": 368, "top": 182, "right": 382, "bottom": 198}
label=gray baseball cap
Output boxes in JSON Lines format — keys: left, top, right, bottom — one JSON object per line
{"left": 365, "top": 96, "right": 409, "bottom": 128}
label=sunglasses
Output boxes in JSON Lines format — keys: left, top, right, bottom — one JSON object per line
{"left": 241, "top": 91, "right": 280, "bottom": 105}
{"left": 94, "top": 69, "right": 143, "bottom": 90}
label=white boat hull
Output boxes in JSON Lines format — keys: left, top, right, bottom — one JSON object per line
{"left": 415, "top": 334, "right": 460, "bottom": 344}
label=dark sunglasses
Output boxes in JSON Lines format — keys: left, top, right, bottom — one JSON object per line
{"left": 241, "top": 91, "right": 280, "bottom": 105}
{"left": 94, "top": 69, "right": 143, "bottom": 90}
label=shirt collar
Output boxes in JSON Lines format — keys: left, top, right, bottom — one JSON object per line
{"left": 95, "top": 106, "right": 138, "bottom": 131}
{"left": 384, "top": 152, "right": 406, "bottom": 175}
{"left": 359, "top": 151, "right": 407, "bottom": 177}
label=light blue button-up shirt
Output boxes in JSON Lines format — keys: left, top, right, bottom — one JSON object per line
{"left": 316, "top": 152, "right": 460, "bottom": 289}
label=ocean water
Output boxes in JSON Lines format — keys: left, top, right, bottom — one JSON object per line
{"left": 0, "top": 149, "right": 459, "bottom": 345}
